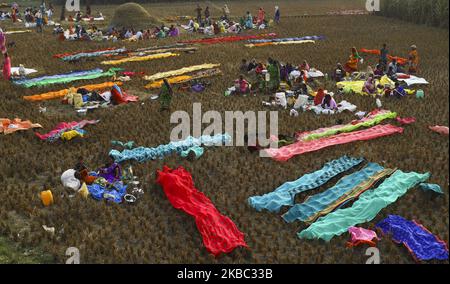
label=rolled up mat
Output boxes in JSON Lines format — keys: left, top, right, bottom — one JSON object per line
{"left": 266, "top": 124, "right": 404, "bottom": 162}
{"left": 298, "top": 170, "right": 430, "bottom": 241}
{"left": 282, "top": 163, "right": 395, "bottom": 223}
{"left": 248, "top": 156, "right": 364, "bottom": 213}
{"left": 157, "top": 166, "right": 248, "bottom": 256}
{"left": 376, "top": 215, "right": 449, "bottom": 261}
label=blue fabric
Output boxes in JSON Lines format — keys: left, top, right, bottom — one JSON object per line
{"left": 61, "top": 48, "right": 127, "bottom": 61}
{"left": 283, "top": 163, "right": 384, "bottom": 223}
{"left": 376, "top": 215, "right": 449, "bottom": 261}
{"left": 248, "top": 156, "right": 364, "bottom": 213}
{"left": 109, "top": 134, "right": 231, "bottom": 163}
{"left": 419, "top": 183, "right": 444, "bottom": 194}
{"left": 87, "top": 182, "right": 127, "bottom": 203}
{"left": 13, "top": 69, "right": 103, "bottom": 85}
{"left": 248, "top": 35, "right": 325, "bottom": 44}
{"left": 180, "top": 146, "right": 204, "bottom": 159}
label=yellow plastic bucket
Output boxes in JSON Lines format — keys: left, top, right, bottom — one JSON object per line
{"left": 40, "top": 190, "right": 54, "bottom": 206}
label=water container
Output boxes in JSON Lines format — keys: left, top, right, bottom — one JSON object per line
{"left": 40, "top": 190, "right": 54, "bottom": 206}
{"left": 416, "top": 89, "right": 424, "bottom": 99}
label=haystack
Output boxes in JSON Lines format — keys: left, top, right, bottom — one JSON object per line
{"left": 109, "top": 2, "right": 161, "bottom": 30}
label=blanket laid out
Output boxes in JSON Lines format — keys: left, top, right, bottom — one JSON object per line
{"left": 109, "top": 134, "right": 231, "bottom": 163}
{"left": 35, "top": 120, "right": 99, "bottom": 142}
{"left": 130, "top": 47, "right": 198, "bottom": 56}
{"left": 157, "top": 166, "right": 248, "bottom": 256}
{"left": 145, "top": 68, "right": 222, "bottom": 89}
{"left": 248, "top": 156, "right": 364, "bottom": 213}
{"left": 282, "top": 163, "right": 396, "bottom": 223}
{"left": 13, "top": 68, "right": 121, "bottom": 88}
{"left": 23, "top": 81, "right": 123, "bottom": 101}
{"left": 396, "top": 73, "right": 429, "bottom": 86}
{"left": 144, "top": 63, "right": 221, "bottom": 81}
{"left": 298, "top": 170, "right": 430, "bottom": 241}
{"left": 266, "top": 124, "right": 404, "bottom": 162}
{"left": 101, "top": 52, "right": 179, "bottom": 65}
{"left": 429, "top": 125, "right": 449, "bottom": 136}
{"left": 347, "top": 227, "right": 379, "bottom": 248}
{"left": 11, "top": 67, "right": 37, "bottom": 76}
{"left": 337, "top": 76, "right": 396, "bottom": 95}
{"left": 376, "top": 215, "right": 449, "bottom": 261}
{"left": 247, "top": 35, "right": 325, "bottom": 44}
{"left": 245, "top": 40, "right": 315, "bottom": 48}
{"left": 179, "top": 33, "right": 276, "bottom": 45}
{"left": 55, "top": 47, "right": 127, "bottom": 61}
{"left": 1, "top": 118, "right": 42, "bottom": 135}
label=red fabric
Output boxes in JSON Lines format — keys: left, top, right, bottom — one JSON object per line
{"left": 156, "top": 166, "right": 248, "bottom": 256}
{"left": 2, "top": 55, "right": 11, "bottom": 80}
{"left": 396, "top": 117, "right": 416, "bottom": 125}
{"left": 180, "top": 33, "right": 276, "bottom": 45}
{"left": 359, "top": 49, "right": 408, "bottom": 65}
{"left": 266, "top": 124, "right": 404, "bottom": 162}
{"left": 111, "top": 85, "right": 139, "bottom": 105}
{"left": 429, "top": 125, "right": 449, "bottom": 136}
{"left": 397, "top": 74, "right": 411, "bottom": 79}
{"left": 314, "top": 89, "right": 325, "bottom": 106}
{"left": 122, "top": 71, "right": 145, "bottom": 77}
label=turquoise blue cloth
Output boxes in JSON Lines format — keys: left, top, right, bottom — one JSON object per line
{"left": 109, "top": 134, "right": 231, "bottom": 163}
{"left": 180, "top": 146, "right": 204, "bottom": 159}
{"left": 247, "top": 156, "right": 364, "bottom": 213}
{"left": 298, "top": 170, "right": 430, "bottom": 241}
{"left": 283, "top": 163, "right": 385, "bottom": 223}
{"left": 419, "top": 183, "right": 444, "bottom": 194}
{"left": 61, "top": 48, "right": 127, "bottom": 61}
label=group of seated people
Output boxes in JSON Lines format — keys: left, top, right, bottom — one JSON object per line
{"left": 74, "top": 156, "right": 122, "bottom": 186}
{"left": 183, "top": 18, "right": 242, "bottom": 35}
{"left": 114, "top": 25, "right": 180, "bottom": 41}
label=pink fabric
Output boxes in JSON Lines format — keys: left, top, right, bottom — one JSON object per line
{"left": 429, "top": 125, "right": 449, "bottom": 136}
{"left": 35, "top": 120, "right": 99, "bottom": 140}
{"left": 349, "top": 227, "right": 378, "bottom": 243}
{"left": 3, "top": 55, "right": 11, "bottom": 80}
{"left": 266, "top": 124, "right": 404, "bottom": 162}
{"left": 396, "top": 117, "right": 416, "bottom": 125}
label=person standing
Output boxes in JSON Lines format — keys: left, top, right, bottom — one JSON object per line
{"left": 408, "top": 45, "right": 419, "bottom": 74}
{"left": 274, "top": 6, "right": 280, "bottom": 24}
{"left": 36, "top": 10, "right": 43, "bottom": 33}
{"left": 3, "top": 53, "right": 11, "bottom": 81}
{"left": 195, "top": 4, "right": 202, "bottom": 25}
{"left": 380, "top": 43, "right": 388, "bottom": 71}
{"left": 159, "top": 79, "right": 173, "bottom": 111}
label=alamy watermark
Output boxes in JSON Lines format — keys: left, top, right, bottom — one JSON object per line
{"left": 366, "top": 0, "right": 381, "bottom": 12}
{"left": 65, "top": 247, "right": 80, "bottom": 264}
{"left": 170, "top": 103, "right": 279, "bottom": 158}
{"left": 65, "top": 0, "right": 80, "bottom": 12}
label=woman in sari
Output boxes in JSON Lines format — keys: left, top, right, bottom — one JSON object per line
{"left": 344, "top": 47, "right": 362, "bottom": 73}
{"left": 408, "top": 45, "right": 419, "bottom": 74}
{"left": 159, "top": 79, "right": 173, "bottom": 110}
{"left": 98, "top": 156, "right": 122, "bottom": 184}
{"left": 2, "top": 53, "right": 11, "bottom": 81}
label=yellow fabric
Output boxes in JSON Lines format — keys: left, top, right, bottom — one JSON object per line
{"left": 40, "top": 190, "right": 54, "bottom": 206}
{"left": 78, "top": 183, "right": 89, "bottom": 199}
{"left": 245, "top": 40, "right": 315, "bottom": 48}
{"left": 144, "top": 63, "right": 221, "bottom": 81}
{"left": 5, "top": 30, "right": 32, "bottom": 35}
{"left": 101, "top": 52, "right": 179, "bottom": 65}
{"left": 145, "top": 75, "right": 193, "bottom": 89}
{"left": 337, "top": 81, "right": 365, "bottom": 95}
{"left": 24, "top": 82, "right": 123, "bottom": 102}
{"left": 379, "top": 75, "right": 395, "bottom": 88}
{"left": 61, "top": 130, "right": 83, "bottom": 141}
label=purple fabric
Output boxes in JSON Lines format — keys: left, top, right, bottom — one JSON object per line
{"left": 35, "top": 120, "right": 99, "bottom": 141}
{"left": 99, "top": 163, "right": 122, "bottom": 183}
{"left": 376, "top": 215, "right": 449, "bottom": 261}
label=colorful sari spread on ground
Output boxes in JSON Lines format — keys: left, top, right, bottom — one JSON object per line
{"left": 282, "top": 163, "right": 396, "bottom": 223}
{"left": 179, "top": 33, "right": 276, "bottom": 45}
{"left": 143, "top": 63, "right": 221, "bottom": 81}
{"left": 245, "top": 40, "right": 315, "bottom": 48}
{"left": 298, "top": 170, "right": 430, "bottom": 241}
{"left": 144, "top": 68, "right": 222, "bottom": 89}
{"left": 267, "top": 124, "right": 403, "bottom": 162}
{"left": 100, "top": 52, "right": 179, "bottom": 65}
{"left": 376, "top": 215, "right": 449, "bottom": 261}
{"left": 157, "top": 166, "right": 248, "bottom": 256}
{"left": 247, "top": 35, "right": 325, "bottom": 44}
{"left": 35, "top": 120, "right": 99, "bottom": 142}
{"left": 1, "top": 118, "right": 42, "bottom": 135}
{"left": 248, "top": 156, "right": 364, "bottom": 213}
{"left": 54, "top": 47, "right": 127, "bottom": 61}
{"left": 109, "top": 134, "right": 231, "bottom": 163}
{"left": 359, "top": 48, "right": 408, "bottom": 65}
{"left": 23, "top": 81, "right": 123, "bottom": 101}
{"left": 13, "top": 68, "right": 121, "bottom": 88}
{"left": 131, "top": 47, "right": 198, "bottom": 55}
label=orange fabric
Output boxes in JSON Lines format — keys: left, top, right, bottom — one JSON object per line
{"left": 359, "top": 49, "right": 408, "bottom": 65}
{"left": 23, "top": 82, "right": 123, "bottom": 102}
{"left": 314, "top": 89, "right": 325, "bottom": 106}
{"left": 1, "top": 118, "right": 43, "bottom": 135}
{"left": 80, "top": 169, "right": 96, "bottom": 185}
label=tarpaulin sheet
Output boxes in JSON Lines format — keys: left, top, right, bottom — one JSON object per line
{"left": 248, "top": 156, "right": 364, "bottom": 213}
{"left": 145, "top": 68, "right": 222, "bottom": 89}
{"left": 245, "top": 40, "right": 315, "bottom": 48}
{"left": 179, "top": 33, "right": 276, "bottom": 45}
{"left": 283, "top": 163, "right": 394, "bottom": 223}
{"left": 23, "top": 82, "right": 123, "bottom": 101}
{"left": 298, "top": 170, "right": 430, "bottom": 241}
{"left": 297, "top": 110, "right": 397, "bottom": 142}
{"left": 359, "top": 48, "right": 408, "bottom": 65}
{"left": 266, "top": 124, "right": 404, "bottom": 162}
{"left": 347, "top": 227, "right": 378, "bottom": 247}
{"left": 13, "top": 68, "right": 121, "bottom": 88}
{"left": 144, "top": 63, "right": 221, "bottom": 81}
{"left": 35, "top": 120, "right": 99, "bottom": 142}
{"left": 247, "top": 35, "right": 325, "bottom": 44}
{"left": 157, "top": 166, "right": 248, "bottom": 256}
{"left": 110, "top": 134, "right": 231, "bottom": 163}
{"left": 1, "top": 118, "right": 42, "bottom": 135}
{"left": 101, "top": 52, "right": 179, "bottom": 65}
{"left": 56, "top": 47, "right": 127, "bottom": 61}
{"left": 376, "top": 215, "right": 449, "bottom": 261}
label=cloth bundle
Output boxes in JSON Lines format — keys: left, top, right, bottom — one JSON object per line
{"left": 1, "top": 118, "right": 42, "bottom": 135}
{"left": 35, "top": 120, "right": 99, "bottom": 142}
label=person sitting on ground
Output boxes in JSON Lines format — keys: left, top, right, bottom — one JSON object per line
{"left": 257, "top": 7, "right": 265, "bottom": 25}
{"left": 363, "top": 76, "right": 376, "bottom": 95}
{"left": 98, "top": 156, "right": 122, "bottom": 184}
{"left": 245, "top": 11, "right": 253, "bottom": 29}
{"left": 321, "top": 93, "right": 338, "bottom": 110}
{"left": 314, "top": 88, "right": 326, "bottom": 106}
{"left": 392, "top": 82, "right": 406, "bottom": 98}
{"left": 344, "top": 47, "right": 362, "bottom": 73}
{"left": 247, "top": 58, "right": 258, "bottom": 73}
{"left": 408, "top": 44, "right": 419, "bottom": 74}
{"left": 168, "top": 25, "right": 179, "bottom": 37}
{"left": 235, "top": 75, "right": 251, "bottom": 95}
{"left": 300, "top": 60, "right": 311, "bottom": 72}
{"left": 159, "top": 79, "right": 173, "bottom": 110}
{"left": 333, "top": 63, "right": 346, "bottom": 82}
{"left": 374, "top": 63, "right": 384, "bottom": 79}
{"left": 388, "top": 58, "right": 400, "bottom": 74}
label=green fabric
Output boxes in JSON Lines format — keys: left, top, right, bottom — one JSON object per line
{"left": 302, "top": 111, "right": 397, "bottom": 141}
{"left": 298, "top": 170, "right": 430, "bottom": 241}
{"left": 159, "top": 84, "right": 172, "bottom": 108}
{"left": 267, "top": 63, "right": 280, "bottom": 90}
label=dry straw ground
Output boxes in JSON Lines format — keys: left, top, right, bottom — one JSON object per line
{"left": 0, "top": 0, "right": 448, "bottom": 264}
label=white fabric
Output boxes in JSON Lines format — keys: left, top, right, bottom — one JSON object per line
{"left": 11, "top": 67, "right": 37, "bottom": 76}
{"left": 294, "top": 95, "right": 309, "bottom": 109}
{"left": 304, "top": 100, "right": 357, "bottom": 115}
{"left": 61, "top": 169, "right": 81, "bottom": 191}
{"left": 275, "top": 92, "right": 287, "bottom": 108}
{"left": 396, "top": 73, "right": 429, "bottom": 86}
{"left": 307, "top": 70, "right": 324, "bottom": 78}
